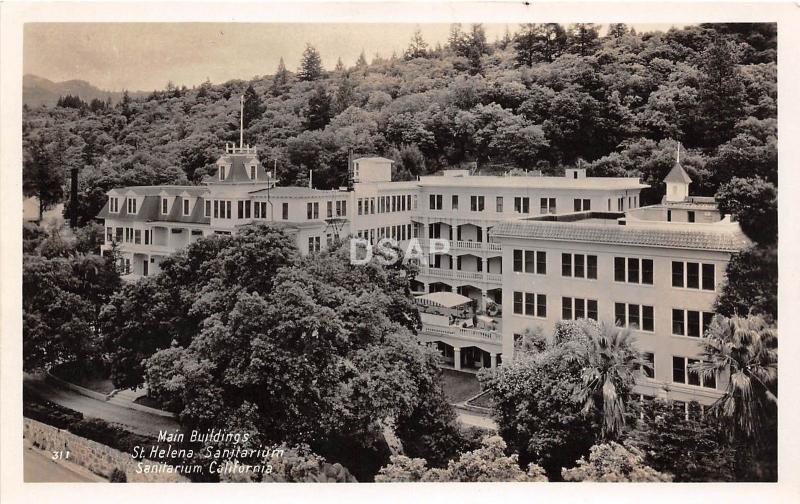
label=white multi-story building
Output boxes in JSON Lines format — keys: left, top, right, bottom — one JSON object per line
{"left": 98, "top": 142, "right": 750, "bottom": 406}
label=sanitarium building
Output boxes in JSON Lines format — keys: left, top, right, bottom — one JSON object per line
{"left": 98, "top": 136, "right": 750, "bottom": 408}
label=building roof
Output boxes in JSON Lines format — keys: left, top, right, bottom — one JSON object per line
{"left": 418, "top": 175, "right": 648, "bottom": 191}
{"left": 109, "top": 185, "right": 209, "bottom": 197}
{"left": 97, "top": 194, "right": 211, "bottom": 225}
{"left": 212, "top": 153, "right": 274, "bottom": 185}
{"left": 492, "top": 218, "right": 751, "bottom": 252}
{"left": 354, "top": 156, "right": 394, "bottom": 163}
{"left": 664, "top": 162, "right": 692, "bottom": 184}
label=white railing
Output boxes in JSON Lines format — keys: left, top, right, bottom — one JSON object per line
{"left": 416, "top": 267, "right": 503, "bottom": 285}
{"left": 421, "top": 323, "right": 502, "bottom": 345}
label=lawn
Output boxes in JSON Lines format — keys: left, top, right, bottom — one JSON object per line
{"left": 439, "top": 369, "right": 482, "bottom": 403}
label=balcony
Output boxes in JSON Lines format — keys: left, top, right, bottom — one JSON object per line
{"left": 420, "top": 323, "right": 502, "bottom": 347}
{"left": 417, "top": 266, "right": 502, "bottom": 285}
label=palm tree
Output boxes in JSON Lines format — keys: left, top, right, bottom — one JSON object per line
{"left": 573, "top": 322, "right": 644, "bottom": 439}
{"left": 691, "top": 315, "right": 777, "bottom": 440}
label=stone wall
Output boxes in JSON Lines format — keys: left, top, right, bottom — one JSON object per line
{"left": 23, "top": 418, "right": 189, "bottom": 483}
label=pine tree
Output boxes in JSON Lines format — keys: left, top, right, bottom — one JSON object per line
{"left": 298, "top": 44, "right": 324, "bottom": 82}
{"left": 242, "top": 84, "right": 264, "bottom": 129}
{"left": 305, "top": 84, "right": 332, "bottom": 130}
{"left": 607, "top": 23, "right": 629, "bottom": 39}
{"left": 567, "top": 23, "right": 600, "bottom": 56}
{"left": 334, "top": 72, "right": 357, "bottom": 114}
{"left": 334, "top": 57, "right": 345, "bottom": 73}
{"left": 270, "top": 57, "right": 291, "bottom": 96}
{"left": 404, "top": 28, "right": 429, "bottom": 60}
{"left": 355, "top": 51, "right": 368, "bottom": 73}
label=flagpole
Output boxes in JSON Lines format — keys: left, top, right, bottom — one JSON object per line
{"left": 240, "top": 95, "right": 244, "bottom": 148}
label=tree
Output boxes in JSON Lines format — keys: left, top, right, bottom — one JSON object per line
{"left": 298, "top": 44, "right": 324, "bottom": 81}
{"left": 566, "top": 23, "right": 600, "bottom": 56}
{"left": 23, "top": 135, "right": 64, "bottom": 222}
{"left": 141, "top": 233, "right": 454, "bottom": 481}
{"left": 573, "top": 323, "right": 643, "bottom": 439}
{"left": 479, "top": 320, "right": 601, "bottom": 480}
{"left": 333, "top": 72, "right": 357, "bottom": 114}
{"left": 627, "top": 399, "right": 737, "bottom": 482}
{"left": 607, "top": 23, "right": 629, "bottom": 39}
{"left": 23, "top": 255, "right": 100, "bottom": 372}
{"left": 715, "top": 246, "right": 777, "bottom": 323}
{"left": 692, "top": 315, "right": 777, "bottom": 441}
{"left": 715, "top": 177, "right": 777, "bottom": 245}
{"left": 355, "top": 51, "right": 369, "bottom": 72}
{"left": 561, "top": 442, "right": 672, "bottom": 482}
{"left": 242, "top": 84, "right": 264, "bottom": 129}
{"left": 404, "top": 28, "right": 429, "bottom": 60}
{"left": 270, "top": 57, "right": 291, "bottom": 95}
{"left": 697, "top": 38, "right": 747, "bottom": 146}
{"left": 375, "top": 436, "right": 547, "bottom": 482}
{"left": 305, "top": 84, "right": 332, "bottom": 130}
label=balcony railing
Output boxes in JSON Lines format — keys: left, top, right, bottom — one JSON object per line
{"left": 421, "top": 323, "right": 502, "bottom": 346}
{"left": 417, "top": 266, "right": 502, "bottom": 285}
{"left": 420, "top": 239, "right": 503, "bottom": 253}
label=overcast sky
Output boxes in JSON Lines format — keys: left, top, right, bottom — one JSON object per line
{"left": 24, "top": 23, "right": 681, "bottom": 92}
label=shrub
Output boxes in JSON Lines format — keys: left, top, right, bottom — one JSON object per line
{"left": 561, "top": 442, "right": 673, "bottom": 482}
{"left": 109, "top": 468, "right": 127, "bottom": 482}
{"left": 23, "top": 397, "right": 84, "bottom": 429}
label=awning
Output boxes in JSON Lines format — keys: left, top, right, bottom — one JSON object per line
{"left": 415, "top": 292, "right": 473, "bottom": 309}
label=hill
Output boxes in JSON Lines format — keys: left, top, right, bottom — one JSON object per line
{"left": 21, "top": 23, "right": 776, "bottom": 227}
{"left": 23, "top": 74, "right": 147, "bottom": 108}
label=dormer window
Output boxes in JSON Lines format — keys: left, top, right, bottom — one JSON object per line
{"left": 161, "top": 198, "right": 169, "bottom": 214}
{"left": 219, "top": 165, "right": 226, "bottom": 180}
{"left": 183, "top": 199, "right": 190, "bottom": 216}
{"left": 250, "top": 165, "right": 256, "bottom": 180}
{"left": 127, "top": 198, "right": 137, "bottom": 214}
{"left": 109, "top": 197, "right": 119, "bottom": 213}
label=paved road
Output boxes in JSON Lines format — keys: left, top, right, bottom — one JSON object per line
{"left": 454, "top": 408, "right": 498, "bottom": 431}
{"left": 24, "top": 443, "right": 105, "bottom": 482}
{"left": 24, "top": 374, "right": 180, "bottom": 438}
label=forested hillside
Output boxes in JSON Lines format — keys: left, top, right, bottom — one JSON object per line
{"left": 22, "top": 23, "right": 776, "bottom": 226}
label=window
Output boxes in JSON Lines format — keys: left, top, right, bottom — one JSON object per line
{"left": 540, "top": 197, "right": 556, "bottom": 214}
{"left": 673, "top": 357, "right": 716, "bottom": 388}
{"left": 183, "top": 199, "right": 190, "bottom": 216}
{"left": 616, "top": 303, "right": 654, "bottom": 331}
{"left": 127, "top": 198, "right": 137, "bottom": 214}
{"left": 245, "top": 201, "right": 251, "bottom": 219}
{"left": 514, "top": 197, "right": 530, "bottom": 214}
{"left": 307, "top": 202, "right": 319, "bottom": 219}
{"left": 618, "top": 197, "right": 624, "bottom": 211}
{"left": 562, "top": 297, "right": 598, "bottom": 321}
{"left": 219, "top": 165, "right": 226, "bottom": 180}
{"left": 282, "top": 203, "right": 289, "bottom": 220}
{"left": 688, "top": 210, "right": 695, "bottom": 223}
{"left": 308, "top": 236, "right": 321, "bottom": 253}
{"left": 250, "top": 165, "right": 256, "bottom": 180}
{"left": 562, "top": 253, "right": 596, "bottom": 279}
{"left": 429, "top": 194, "right": 443, "bottom": 210}
{"left": 513, "top": 291, "right": 546, "bottom": 318}
{"left": 615, "top": 257, "right": 653, "bottom": 284}
{"left": 451, "top": 195, "right": 458, "bottom": 210}
{"left": 336, "top": 200, "right": 347, "bottom": 217}
{"left": 106, "top": 227, "right": 113, "bottom": 242}
{"left": 115, "top": 227, "right": 123, "bottom": 242}
{"left": 702, "top": 264, "right": 715, "bottom": 291}
{"left": 109, "top": 197, "right": 119, "bottom": 213}
{"left": 642, "top": 352, "right": 655, "bottom": 379}
{"left": 161, "top": 197, "right": 169, "bottom": 214}
{"left": 238, "top": 201, "right": 244, "bottom": 219}
{"left": 358, "top": 199, "right": 363, "bottom": 216}
{"left": 496, "top": 196, "right": 503, "bottom": 212}
{"left": 144, "top": 230, "right": 151, "bottom": 245}
{"left": 214, "top": 200, "right": 219, "bottom": 218}
{"left": 470, "top": 195, "right": 485, "bottom": 212}
{"left": 513, "top": 250, "right": 546, "bottom": 274}
{"left": 672, "top": 261, "right": 684, "bottom": 287}
{"left": 573, "top": 198, "right": 591, "bottom": 211}
{"left": 204, "top": 200, "right": 211, "bottom": 217}
{"left": 134, "top": 229, "right": 141, "bottom": 244}
{"left": 327, "top": 201, "right": 333, "bottom": 218}
{"left": 562, "top": 253, "right": 572, "bottom": 276}
{"left": 673, "top": 261, "right": 716, "bottom": 291}
{"left": 672, "top": 309, "right": 715, "bottom": 337}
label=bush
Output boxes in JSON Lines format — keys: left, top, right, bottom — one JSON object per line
{"left": 109, "top": 468, "right": 127, "bottom": 482}
{"left": 23, "top": 397, "right": 84, "bottom": 429}
{"left": 67, "top": 418, "right": 154, "bottom": 456}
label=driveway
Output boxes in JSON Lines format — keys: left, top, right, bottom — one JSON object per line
{"left": 23, "top": 373, "right": 180, "bottom": 438}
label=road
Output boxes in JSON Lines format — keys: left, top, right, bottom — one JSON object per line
{"left": 23, "top": 374, "right": 180, "bottom": 438}
{"left": 454, "top": 407, "right": 498, "bottom": 431}
{"left": 23, "top": 443, "right": 105, "bottom": 482}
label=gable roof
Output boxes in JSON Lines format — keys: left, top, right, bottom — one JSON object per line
{"left": 664, "top": 162, "right": 692, "bottom": 184}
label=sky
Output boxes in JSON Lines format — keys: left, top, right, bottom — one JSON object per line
{"left": 24, "top": 23, "right": 681, "bottom": 92}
